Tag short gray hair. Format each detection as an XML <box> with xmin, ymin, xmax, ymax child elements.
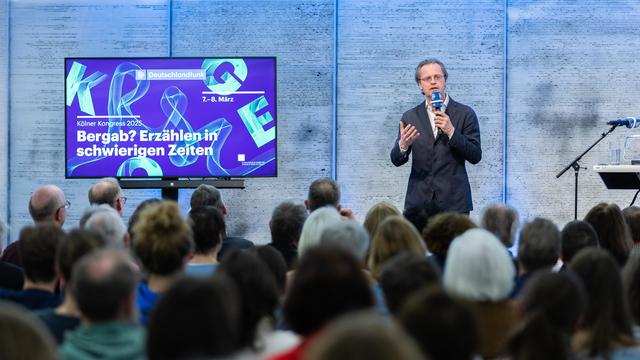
<box><xmin>190</xmin><ymin>184</ymin><xmax>224</xmax><ymax>210</ymax></box>
<box><xmin>415</xmin><ymin>58</ymin><xmax>448</xmax><ymax>83</ymax></box>
<box><xmin>518</xmin><ymin>217</ymin><xmax>560</xmax><ymax>272</ymax></box>
<box><xmin>298</xmin><ymin>207</ymin><xmax>341</xmax><ymax>258</ymax></box>
<box><xmin>481</xmin><ymin>204</ymin><xmax>519</xmax><ymax>247</ymax></box>
<box><xmin>320</xmin><ymin>221</ymin><xmax>370</xmax><ymax>262</ymax></box>
<box><xmin>444</xmin><ymin>228</ymin><xmax>515</xmax><ymax>301</ymax></box>
<box><xmin>83</xmin><ymin>205</ymin><xmax>126</xmax><ymax>248</ymax></box>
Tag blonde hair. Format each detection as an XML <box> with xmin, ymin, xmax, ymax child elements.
<box><xmin>133</xmin><ymin>201</ymin><xmax>193</xmax><ymax>275</ymax></box>
<box><xmin>368</xmin><ymin>216</ymin><xmax>426</xmax><ymax>277</ymax></box>
<box><xmin>363</xmin><ymin>202</ymin><xmax>400</xmax><ymax>239</ymax></box>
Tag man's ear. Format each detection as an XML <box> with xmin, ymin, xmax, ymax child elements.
<box><xmin>304</xmin><ymin>199</ymin><xmax>309</xmax><ymax>210</ymax></box>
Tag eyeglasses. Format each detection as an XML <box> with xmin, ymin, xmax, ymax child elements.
<box><xmin>120</xmin><ymin>196</ymin><xmax>127</xmax><ymax>205</ymax></box>
<box><xmin>419</xmin><ymin>74</ymin><xmax>444</xmax><ymax>83</ymax></box>
<box><xmin>59</xmin><ymin>200</ymin><xmax>71</xmax><ymax>210</ymax></box>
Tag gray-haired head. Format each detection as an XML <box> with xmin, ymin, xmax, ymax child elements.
<box><xmin>82</xmin><ymin>205</ymin><xmax>127</xmax><ymax>249</ymax></box>
<box><xmin>518</xmin><ymin>218</ymin><xmax>560</xmax><ymax>272</ymax></box>
<box><xmin>298</xmin><ymin>206</ymin><xmax>342</xmax><ymax>257</ymax></box>
<box><xmin>415</xmin><ymin>58</ymin><xmax>448</xmax><ymax>84</ymax></box>
<box><xmin>319</xmin><ymin>221</ymin><xmax>370</xmax><ymax>262</ymax></box>
<box><xmin>88</xmin><ymin>178</ymin><xmax>124</xmax><ymax>216</ymax></box>
<box><xmin>190</xmin><ymin>184</ymin><xmax>224</xmax><ymax>211</ymax></box>
<box><xmin>481</xmin><ymin>204</ymin><xmax>519</xmax><ymax>248</ymax></box>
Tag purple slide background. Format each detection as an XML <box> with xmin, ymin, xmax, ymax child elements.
<box><xmin>65</xmin><ymin>57</ymin><xmax>276</xmax><ymax>178</ymax></box>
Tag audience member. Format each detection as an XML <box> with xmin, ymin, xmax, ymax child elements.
<box><xmin>190</xmin><ymin>184</ymin><xmax>254</xmax><ymax>258</ymax></box>
<box><xmin>363</xmin><ymin>202</ymin><xmax>400</xmax><ymax>240</ymax></box>
<box><xmin>252</xmin><ymin>245</ymin><xmax>288</xmax><ymax>296</ymax></box>
<box><xmin>481</xmin><ymin>204</ymin><xmax>519</xmax><ymax>248</ymax></box>
<box><xmin>402</xmin><ymin>201</ymin><xmax>443</xmax><ymax>237</ymax></box>
<box><xmin>0</xmin><ymin>218</ymin><xmax>24</xmax><ymax>290</ymax></box>
<box><xmin>186</xmin><ymin>206</ymin><xmax>225</xmax><ymax>276</ymax></box>
<box><xmin>305</xmin><ymin>177</ymin><xmax>354</xmax><ymax>219</ymax></box>
<box><xmin>82</xmin><ymin>204</ymin><xmax>128</xmax><ymax>248</ymax></box>
<box><xmin>570</xmin><ymin>248</ymin><xmax>640</xmax><ymax>358</ymax></box>
<box><xmin>146</xmin><ymin>275</ymin><xmax>240</xmax><ymax>360</ymax></box>
<box><xmin>512</xmin><ymin>217</ymin><xmax>560</xmax><ymax>298</ymax></box>
<box><xmin>269</xmin><ymin>245</ymin><xmax>374</xmax><ymax>360</ymax></box>
<box><xmin>126</xmin><ymin>198</ymin><xmax>161</xmax><ymax>245</ymax></box>
<box><xmin>35</xmin><ymin>229</ymin><xmax>106</xmax><ymax>343</ymax></box>
<box><xmin>297</xmin><ymin>206</ymin><xmax>341</xmax><ymax>258</ymax></box>
<box><xmin>132</xmin><ymin>201</ymin><xmax>192</xmax><ymax>325</ymax></box>
<box><xmin>398</xmin><ymin>287</ymin><xmax>477</xmax><ymax>360</ymax></box>
<box><xmin>623</xmin><ymin>206</ymin><xmax>640</xmax><ymax>245</ymax></box>
<box><xmin>584</xmin><ymin>202</ymin><xmax>633</xmax><ymax>266</ymax></box>
<box><xmin>622</xmin><ymin>249</ymin><xmax>640</xmax><ymax>337</ymax></box>
<box><xmin>444</xmin><ymin>228</ymin><xmax>517</xmax><ymax>359</ymax></box>
<box><xmin>560</xmin><ymin>220</ymin><xmax>598</xmax><ymax>268</ymax></box>
<box><xmin>305</xmin><ymin>311</ymin><xmax>425</xmax><ymax>360</ymax></box>
<box><xmin>378</xmin><ymin>252</ymin><xmax>441</xmax><ymax>315</ymax></box>
<box><xmin>87</xmin><ymin>177</ymin><xmax>126</xmax><ymax>216</ymax></box>
<box><xmin>0</xmin><ymin>301</ymin><xmax>57</xmax><ymax>360</ymax></box>
<box><xmin>367</xmin><ymin>215</ymin><xmax>426</xmax><ymax>277</ymax></box>
<box><xmin>319</xmin><ymin>220</ymin><xmax>370</xmax><ymax>264</ymax></box>
<box><xmin>0</xmin><ymin>223</ymin><xmax>64</xmax><ymax>310</ymax></box>
<box><xmin>59</xmin><ymin>249</ymin><xmax>143</xmax><ymax>360</ymax></box>
<box><xmin>268</xmin><ymin>201</ymin><xmax>307</xmax><ymax>270</ymax></box>
<box><xmin>1</xmin><ymin>184</ymin><xmax>68</xmax><ymax>267</ymax></box>
<box><xmin>218</xmin><ymin>250</ymin><xmax>299</xmax><ymax>359</ymax></box>
<box><xmin>422</xmin><ymin>212</ymin><xmax>476</xmax><ymax>269</ymax></box>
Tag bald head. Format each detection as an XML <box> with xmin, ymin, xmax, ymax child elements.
<box><xmin>88</xmin><ymin>178</ymin><xmax>124</xmax><ymax>216</ymax></box>
<box><xmin>28</xmin><ymin>185</ymin><xmax>67</xmax><ymax>226</ymax></box>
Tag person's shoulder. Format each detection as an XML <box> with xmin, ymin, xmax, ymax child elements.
<box><xmin>223</xmin><ymin>236</ymin><xmax>255</xmax><ymax>248</ymax></box>
<box><xmin>402</xmin><ymin>102</ymin><xmax>425</xmax><ymax>117</ymax></box>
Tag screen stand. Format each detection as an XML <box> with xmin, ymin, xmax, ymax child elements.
<box><xmin>118</xmin><ymin>177</ymin><xmax>245</xmax><ymax>202</ymax></box>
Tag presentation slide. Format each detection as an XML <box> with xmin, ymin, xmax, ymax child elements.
<box><xmin>65</xmin><ymin>57</ymin><xmax>277</xmax><ymax>178</ymax></box>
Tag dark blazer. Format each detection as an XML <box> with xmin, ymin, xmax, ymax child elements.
<box><xmin>390</xmin><ymin>98</ymin><xmax>481</xmax><ymax>212</ymax></box>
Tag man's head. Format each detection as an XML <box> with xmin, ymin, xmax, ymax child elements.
<box><xmin>190</xmin><ymin>184</ymin><xmax>227</xmax><ymax>216</ymax></box>
<box><xmin>481</xmin><ymin>204</ymin><xmax>519</xmax><ymax>248</ymax></box>
<box><xmin>56</xmin><ymin>229</ymin><xmax>106</xmax><ymax>284</ymax></box>
<box><xmin>88</xmin><ymin>178</ymin><xmax>125</xmax><ymax>216</ymax></box>
<box><xmin>269</xmin><ymin>201</ymin><xmax>307</xmax><ymax>248</ymax></box>
<box><xmin>28</xmin><ymin>185</ymin><xmax>67</xmax><ymax>226</ymax></box>
<box><xmin>189</xmin><ymin>206</ymin><xmax>225</xmax><ymax>255</ymax></box>
<box><xmin>82</xmin><ymin>205</ymin><xmax>128</xmax><ymax>249</ymax></box>
<box><xmin>518</xmin><ymin>217</ymin><xmax>561</xmax><ymax>273</ymax></box>
<box><xmin>306</xmin><ymin>178</ymin><xmax>340</xmax><ymax>212</ymax></box>
<box><xmin>560</xmin><ymin>220</ymin><xmax>598</xmax><ymax>264</ymax></box>
<box><xmin>415</xmin><ymin>59</ymin><xmax>448</xmax><ymax>99</ymax></box>
<box><xmin>71</xmin><ymin>249</ymin><xmax>138</xmax><ymax>323</ymax></box>
<box><xmin>319</xmin><ymin>221</ymin><xmax>370</xmax><ymax>263</ymax></box>
<box><xmin>18</xmin><ymin>223</ymin><xmax>65</xmax><ymax>285</ymax></box>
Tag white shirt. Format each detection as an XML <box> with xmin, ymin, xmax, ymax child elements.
<box><xmin>426</xmin><ymin>93</ymin><xmax>450</xmax><ymax>138</ymax></box>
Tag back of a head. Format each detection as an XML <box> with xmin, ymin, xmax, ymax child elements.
<box><xmin>402</xmin><ymin>201</ymin><xmax>444</xmax><ymax>236</ymax></box>
<box><xmin>518</xmin><ymin>218</ymin><xmax>560</xmax><ymax>272</ymax></box>
<box><xmin>83</xmin><ymin>205</ymin><xmax>126</xmax><ymax>248</ymax></box>
<box><xmin>379</xmin><ymin>252</ymin><xmax>441</xmax><ymax>315</ymax></box>
<box><xmin>127</xmin><ymin>198</ymin><xmax>161</xmax><ymax>243</ymax></box>
<box><xmin>269</xmin><ymin>201</ymin><xmax>307</xmax><ymax>248</ymax></box>
<box><xmin>297</xmin><ymin>206</ymin><xmax>341</xmax><ymax>258</ymax></box>
<box><xmin>217</xmin><ymin>250</ymin><xmax>279</xmax><ymax>349</ymax></box>
<box><xmin>18</xmin><ymin>223</ymin><xmax>65</xmax><ymax>283</ymax></box>
<box><xmin>189</xmin><ymin>206</ymin><xmax>225</xmax><ymax>254</ymax></box>
<box><xmin>190</xmin><ymin>184</ymin><xmax>223</xmax><ymax>210</ymax></box>
<box><xmin>422</xmin><ymin>212</ymin><xmax>476</xmax><ymax>259</ymax></box>
<box><xmin>398</xmin><ymin>287</ymin><xmax>477</xmax><ymax>360</ymax></box>
<box><xmin>481</xmin><ymin>204</ymin><xmax>519</xmax><ymax>248</ymax></box>
<box><xmin>0</xmin><ymin>302</ymin><xmax>57</xmax><ymax>360</ymax></box>
<box><xmin>368</xmin><ymin>215</ymin><xmax>426</xmax><ymax>277</ymax></box>
<box><xmin>284</xmin><ymin>245</ymin><xmax>374</xmax><ymax>336</ymax></box>
<box><xmin>363</xmin><ymin>202</ymin><xmax>400</xmax><ymax>239</ymax></box>
<box><xmin>72</xmin><ymin>249</ymin><xmax>138</xmax><ymax>323</ymax></box>
<box><xmin>506</xmin><ymin>312</ymin><xmax>568</xmax><ymax>360</ymax></box>
<box><xmin>305</xmin><ymin>311</ymin><xmax>425</xmax><ymax>360</ymax></box>
<box><xmin>569</xmin><ymin>248</ymin><xmax>634</xmax><ymax>355</ymax></box>
<box><xmin>88</xmin><ymin>178</ymin><xmax>122</xmax><ymax>207</ymax></box>
<box><xmin>561</xmin><ymin>220</ymin><xmax>598</xmax><ymax>263</ymax></box>
<box><xmin>623</xmin><ymin>249</ymin><xmax>640</xmax><ymax>326</ymax></box>
<box><xmin>56</xmin><ymin>228</ymin><xmax>107</xmax><ymax>282</ymax></box>
<box><xmin>319</xmin><ymin>220</ymin><xmax>370</xmax><ymax>262</ymax></box>
<box><xmin>251</xmin><ymin>245</ymin><xmax>288</xmax><ymax>295</ymax></box>
<box><xmin>520</xmin><ymin>271</ymin><xmax>584</xmax><ymax>333</ymax></box>
<box><xmin>307</xmin><ymin>178</ymin><xmax>340</xmax><ymax>212</ymax></box>
<box><xmin>28</xmin><ymin>185</ymin><xmax>65</xmax><ymax>223</ymax></box>
<box><xmin>622</xmin><ymin>206</ymin><xmax>640</xmax><ymax>243</ymax></box>
<box><xmin>584</xmin><ymin>202</ymin><xmax>632</xmax><ymax>266</ymax></box>
<box><xmin>444</xmin><ymin>228</ymin><xmax>515</xmax><ymax>301</ymax></box>
<box><xmin>132</xmin><ymin>201</ymin><xmax>193</xmax><ymax>275</ymax></box>
<box><xmin>147</xmin><ymin>274</ymin><xmax>240</xmax><ymax>360</ymax></box>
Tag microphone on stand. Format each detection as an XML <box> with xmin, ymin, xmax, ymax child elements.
<box><xmin>431</xmin><ymin>91</ymin><xmax>444</xmax><ymax>135</ymax></box>
<box><xmin>607</xmin><ymin>117</ymin><xmax>640</xmax><ymax>128</ymax></box>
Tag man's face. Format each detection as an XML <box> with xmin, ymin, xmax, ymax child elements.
<box><xmin>418</xmin><ymin>63</ymin><xmax>447</xmax><ymax>100</ymax></box>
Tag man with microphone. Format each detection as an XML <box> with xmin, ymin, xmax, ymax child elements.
<box><xmin>390</xmin><ymin>59</ymin><xmax>481</xmax><ymax>214</ymax></box>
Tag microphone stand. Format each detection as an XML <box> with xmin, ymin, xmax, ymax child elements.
<box><xmin>556</xmin><ymin>124</ymin><xmax>619</xmax><ymax>220</ymax></box>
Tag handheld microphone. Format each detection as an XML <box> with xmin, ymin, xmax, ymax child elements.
<box><xmin>431</xmin><ymin>91</ymin><xmax>444</xmax><ymax>135</ymax></box>
<box><xmin>607</xmin><ymin>117</ymin><xmax>640</xmax><ymax>128</ymax></box>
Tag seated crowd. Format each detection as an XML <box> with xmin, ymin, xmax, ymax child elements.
<box><xmin>2</xmin><ymin>177</ymin><xmax>640</xmax><ymax>360</ymax></box>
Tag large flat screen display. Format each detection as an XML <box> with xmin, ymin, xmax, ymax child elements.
<box><xmin>65</xmin><ymin>57</ymin><xmax>276</xmax><ymax>178</ymax></box>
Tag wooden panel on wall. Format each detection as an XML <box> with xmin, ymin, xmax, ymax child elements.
<box><xmin>507</xmin><ymin>1</ymin><xmax>640</xmax><ymax>225</ymax></box>
<box><xmin>171</xmin><ymin>0</ymin><xmax>335</xmax><ymax>243</ymax></box>
<box><xmin>337</xmin><ymin>0</ymin><xmax>505</xmax><ymax>223</ymax></box>
<box><xmin>8</xmin><ymin>0</ymin><xmax>168</xmax><ymax>237</ymax></box>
